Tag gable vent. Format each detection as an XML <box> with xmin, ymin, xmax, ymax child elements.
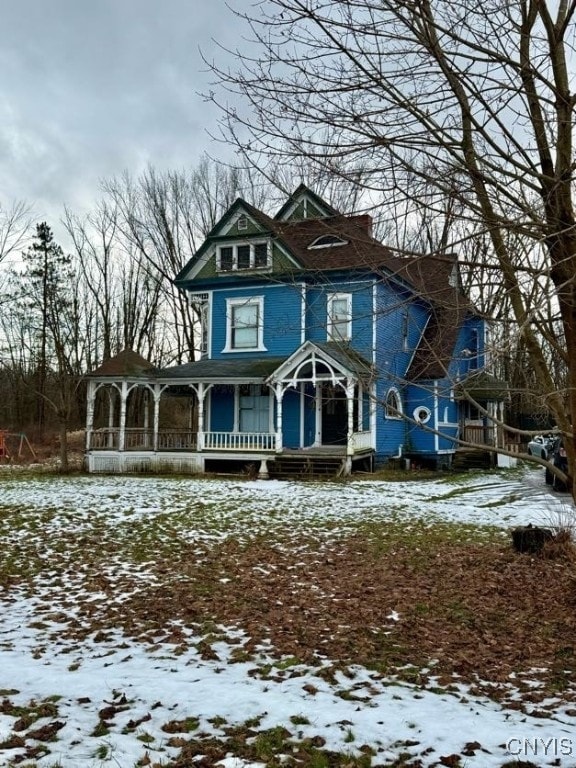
<box><xmin>237</xmin><ymin>215</ymin><xmax>248</xmax><ymax>230</ymax></box>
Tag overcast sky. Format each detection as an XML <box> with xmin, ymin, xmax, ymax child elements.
<box><xmin>0</xmin><ymin>0</ymin><xmax>250</xmax><ymax>228</ymax></box>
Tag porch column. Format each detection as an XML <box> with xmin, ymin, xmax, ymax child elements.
<box><xmin>357</xmin><ymin>382</ymin><xmax>364</xmax><ymax>432</ymax></box>
<box><xmin>86</xmin><ymin>380</ymin><xmax>96</xmax><ymax>451</ymax></box>
<box><xmin>346</xmin><ymin>378</ymin><xmax>355</xmax><ymax>456</ymax></box>
<box><xmin>274</xmin><ymin>383</ymin><xmax>284</xmax><ymax>453</ymax></box>
<box><xmin>107</xmin><ymin>388</ymin><xmax>116</xmax><ymax>448</ymax></box>
<box><xmin>118</xmin><ymin>381</ymin><xmax>128</xmax><ymax>452</ymax></box>
<box><xmin>314</xmin><ymin>386</ymin><xmax>322</xmax><ymax>446</ymax></box>
<box><xmin>143</xmin><ymin>388</ymin><xmax>150</xmax><ymax>448</ymax></box>
<box><xmin>153</xmin><ymin>384</ymin><xmax>161</xmax><ymax>452</ymax></box>
<box><xmin>197</xmin><ymin>382</ymin><xmax>205</xmax><ymax>451</ymax></box>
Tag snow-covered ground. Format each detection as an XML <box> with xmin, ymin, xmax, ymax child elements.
<box><xmin>0</xmin><ymin>467</ymin><xmax>574</xmax><ymax>768</ymax></box>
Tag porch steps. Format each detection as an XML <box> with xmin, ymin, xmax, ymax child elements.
<box><xmin>269</xmin><ymin>455</ymin><xmax>345</xmax><ymax>479</ymax></box>
<box><xmin>452</xmin><ymin>448</ymin><xmax>494</xmax><ymax>471</ymax></box>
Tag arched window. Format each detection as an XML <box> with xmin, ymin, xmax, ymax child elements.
<box><xmin>308</xmin><ymin>234</ymin><xmax>348</xmax><ymax>249</ymax></box>
<box><xmin>385</xmin><ymin>388</ymin><xmax>403</xmax><ymax>419</ymax></box>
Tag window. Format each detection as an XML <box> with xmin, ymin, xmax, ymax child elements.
<box><xmin>402</xmin><ymin>310</ymin><xmax>409</xmax><ymax>351</ymax></box>
<box><xmin>308</xmin><ymin>234</ymin><xmax>348</xmax><ymax>249</ymax></box>
<box><xmin>217</xmin><ymin>242</ymin><xmax>270</xmax><ymax>271</ymax></box>
<box><xmin>385</xmin><ymin>388</ymin><xmax>403</xmax><ymax>419</ymax></box>
<box><xmin>225</xmin><ymin>297</ymin><xmax>266</xmax><ymax>352</ymax></box>
<box><xmin>413</xmin><ymin>406</ymin><xmax>431</xmax><ymax>424</ymax></box>
<box><xmin>239</xmin><ymin>384</ymin><xmax>270</xmax><ymax>432</ymax></box>
<box><xmin>219</xmin><ymin>246</ymin><xmax>234</xmax><ymax>271</ymax></box>
<box><xmin>327</xmin><ymin>293</ymin><xmax>352</xmax><ymax>341</ymax></box>
<box><xmin>189</xmin><ymin>292</ymin><xmax>210</xmax><ymax>358</ymax></box>
<box><xmin>237</xmin><ymin>215</ymin><xmax>248</xmax><ymax>231</ymax></box>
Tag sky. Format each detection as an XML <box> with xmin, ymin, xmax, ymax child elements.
<box><xmin>0</xmin><ymin>0</ymin><xmax>251</xmax><ymax>228</ymax></box>
<box><xmin>0</xmin><ymin>469</ymin><xmax>575</xmax><ymax>767</ymax></box>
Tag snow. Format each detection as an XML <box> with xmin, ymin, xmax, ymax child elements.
<box><xmin>0</xmin><ymin>466</ymin><xmax>575</xmax><ymax>767</ymax></box>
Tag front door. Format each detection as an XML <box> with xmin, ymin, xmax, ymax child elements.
<box><xmin>321</xmin><ymin>384</ymin><xmax>348</xmax><ymax>445</ymax></box>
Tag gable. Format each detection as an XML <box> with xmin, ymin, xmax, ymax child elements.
<box><xmin>274</xmin><ymin>183</ymin><xmax>339</xmax><ymax>221</ymax></box>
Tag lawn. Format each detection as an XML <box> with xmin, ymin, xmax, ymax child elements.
<box><xmin>0</xmin><ymin>467</ymin><xmax>575</xmax><ymax>767</ymax></box>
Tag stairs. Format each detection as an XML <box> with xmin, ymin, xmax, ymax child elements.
<box><xmin>269</xmin><ymin>455</ymin><xmax>345</xmax><ymax>479</ymax></box>
<box><xmin>452</xmin><ymin>448</ymin><xmax>494</xmax><ymax>471</ymax></box>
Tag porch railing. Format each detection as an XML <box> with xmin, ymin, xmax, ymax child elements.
<box><xmin>89</xmin><ymin>428</ymin><xmax>275</xmax><ymax>452</ymax></box>
<box><xmin>350</xmin><ymin>430</ymin><xmax>373</xmax><ymax>452</ymax></box>
<box><xmin>463</xmin><ymin>424</ymin><xmax>496</xmax><ymax>446</ymax></box>
<box><xmin>203</xmin><ymin>431</ymin><xmax>276</xmax><ymax>451</ymax></box>
<box><xmin>89</xmin><ymin>428</ymin><xmax>197</xmax><ymax>451</ymax></box>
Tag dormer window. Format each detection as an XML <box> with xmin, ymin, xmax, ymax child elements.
<box><xmin>216</xmin><ymin>241</ymin><xmax>271</xmax><ymax>272</ymax></box>
<box><xmin>308</xmin><ymin>234</ymin><xmax>348</xmax><ymax>249</ymax></box>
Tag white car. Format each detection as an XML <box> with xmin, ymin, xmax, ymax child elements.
<box><xmin>527</xmin><ymin>434</ymin><xmax>555</xmax><ymax>459</ymax></box>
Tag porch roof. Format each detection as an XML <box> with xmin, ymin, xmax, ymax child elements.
<box><xmin>455</xmin><ymin>371</ymin><xmax>509</xmax><ymax>402</ymax></box>
<box><xmin>154</xmin><ymin>356</ymin><xmax>288</xmax><ymax>382</ymax></box>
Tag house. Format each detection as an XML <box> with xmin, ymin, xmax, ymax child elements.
<box><xmin>85</xmin><ymin>185</ymin><xmax>506</xmax><ymax>477</ymax></box>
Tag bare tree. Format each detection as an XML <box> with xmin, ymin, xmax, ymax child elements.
<box><xmin>210</xmin><ymin>0</ymin><xmax>576</xmax><ymax>491</ymax></box>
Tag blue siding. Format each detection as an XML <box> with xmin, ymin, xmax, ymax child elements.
<box><xmin>282</xmin><ymin>388</ymin><xmax>301</xmax><ymax>448</ymax></box>
<box><xmin>448</xmin><ymin>316</ymin><xmax>485</xmax><ymax>379</ymax></box>
<box><xmin>305</xmin><ymin>279</ymin><xmax>374</xmax><ymax>358</ymax></box>
<box><xmin>209</xmin><ymin>387</ymin><xmax>235</xmax><ymax>431</ymax></box>
<box><xmin>210</xmin><ymin>284</ymin><xmax>303</xmax><ymax>359</ymax></box>
<box><xmin>373</xmin><ymin>281</ymin><xmax>428</xmax><ymax>459</ymax></box>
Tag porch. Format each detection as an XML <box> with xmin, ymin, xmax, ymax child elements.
<box><xmin>86</xmin><ymin>426</ymin><xmax>374</xmax><ymax>477</ymax></box>
<box><xmin>85</xmin><ymin>345</ymin><xmax>376</xmax><ymax>477</ymax></box>
<box><xmin>85</xmin><ymin>426</ymin><xmax>374</xmax><ymax>477</ymax></box>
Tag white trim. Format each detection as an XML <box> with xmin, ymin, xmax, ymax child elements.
<box><xmin>308</xmin><ymin>235</ymin><xmax>348</xmax><ymax>249</ymax></box>
<box><xmin>372</xmin><ymin>282</ymin><xmax>377</xmax><ymax>364</ymax></box>
<box><xmin>434</xmin><ymin>384</ymin><xmax>439</xmax><ymax>453</ymax></box>
<box><xmin>223</xmin><ymin>296</ymin><xmax>267</xmax><ymax>353</ymax></box>
<box><xmin>413</xmin><ymin>406</ymin><xmax>432</xmax><ymax>424</ymax></box>
<box><xmin>299</xmin><ymin>383</ymin><xmax>305</xmax><ymax>448</ymax></box>
<box><xmin>300</xmin><ymin>283</ymin><xmax>306</xmax><ymax>345</ymax></box>
<box><xmin>216</xmin><ymin>241</ymin><xmax>271</xmax><ymax>272</ymax></box>
<box><xmin>384</xmin><ymin>387</ymin><xmax>403</xmax><ymax>420</ymax></box>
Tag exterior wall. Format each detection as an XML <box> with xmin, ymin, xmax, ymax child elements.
<box><xmin>373</xmin><ymin>282</ymin><xmax>429</xmax><ymax>461</ymax></box>
<box><xmin>210</xmin><ymin>283</ymin><xmax>303</xmax><ymax>359</ymax></box>
<box><xmin>282</xmin><ymin>388</ymin><xmax>301</xmax><ymax>448</ymax></box>
<box><xmin>194</xmin><ymin>242</ymin><xmax>298</xmax><ymax>282</ymax></box>
<box><xmin>448</xmin><ymin>315</ymin><xmax>485</xmax><ymax>379</ymax></box>
<box><xmin>209</xmin><ymin>387</ymin><xmax>235</xmax><ymax>431</ymax></box>
<box><xmin>405</xmin><ymin>380</ymin><xmax>459</xmax><ymax>459</ymax></box>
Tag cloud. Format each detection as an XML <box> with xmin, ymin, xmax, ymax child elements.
<box><xmin>0</xmin><ymin>0</ymin><xmax>248</xmax><ymax>222</ymax></box>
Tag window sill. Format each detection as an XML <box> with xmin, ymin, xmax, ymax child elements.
<box><xmin>222</xmin><ymin>346</ymin><xmax>268</xmax><ymax>354</ymax></box>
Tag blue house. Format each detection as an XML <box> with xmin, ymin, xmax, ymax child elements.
<box><xmin>85</xmin><ymin>186</ymin><xmax>506</xmax><ymax>476</ymax></box>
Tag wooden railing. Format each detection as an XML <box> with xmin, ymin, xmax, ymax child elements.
<box><xmin>89</xmin><ymin>429</ymin><xmax>376</xmax><ymax>454</ymax></box>
<box><xmin>203</xmin><ymin>431</ymin><xmax>276</xmax><ymax>451</ymax></box>
<box><xmin>463</xmin><ymin>424</ymin><xmax>496</xmax><ymax>446</ymax></box>
<box><xmin>89</xmin><ymin>428</ymin><xmax>197</xmax><ymax>451</ymax></box>
<box><xmin>89</xmin><ymin>428</ymin><xmax>119</xmax><ymax>450</ymax></box>
<box><xmin>350</xmin><ymin>430</ymin><xmax>373</xmax><ymax>452</ymax></box>
<box><xmin>89</xmin><ymin>429</ymin><xmax>274</xmax><ymax>452</ymax></box>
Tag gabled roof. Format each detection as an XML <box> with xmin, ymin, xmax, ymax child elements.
<box><xmin>174</xmin><ymin>186</ymin><xmax>478</xmax><ymax>378</ymax></box>
<box><xmin>455</xmin><ymin>371</ymin><xmax>508</xmax><ymax>401</ymax></box>
<box><xmin>266</xmin><ymin>340</ymin><xmax>373</xmax><ymax>385</ymax></box>
<box><xmin>274</xmin><ymin>183</ymin><xmax>340</xmax><ymax>221</ymax></box>
<box><xmin>402</xmin><ymin>254</ymin><xmax>473</xmax><ymax>380</ymax></box>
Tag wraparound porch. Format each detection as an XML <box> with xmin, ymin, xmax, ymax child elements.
<box><xmin>86</xmin><ymin>427</ymin><xmax>374</xmax><ymax>477</ymax></box>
